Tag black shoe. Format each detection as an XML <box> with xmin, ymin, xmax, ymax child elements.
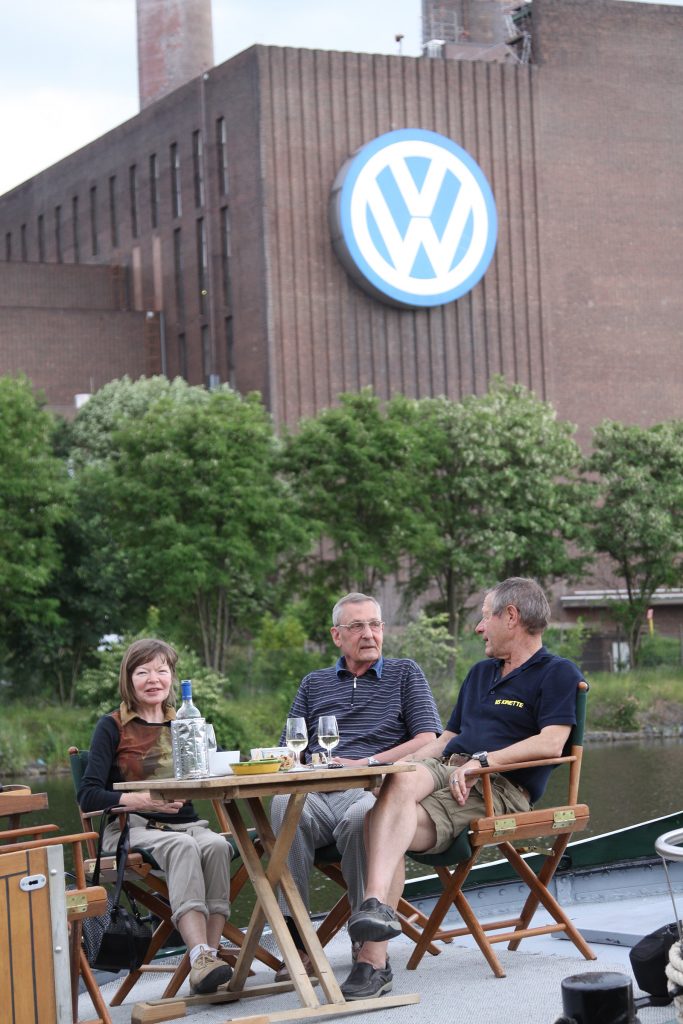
<box><xmin>341</xmin><ymin>959</ymin><xmax>393</xmax><ymax>1000</ymax></box>
<box><xmin>348</xmin><ymin>898</ymin><xmax>402</xmax><ymax>942</ymax></box>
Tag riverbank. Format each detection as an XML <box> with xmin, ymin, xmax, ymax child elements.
<box><xmin>2</xmin><ymin>666</ymin><xmax>682</xmax><ymax>778</ymax></box>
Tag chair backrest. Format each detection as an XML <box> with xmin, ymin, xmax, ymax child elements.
<box><xmin>68</xmin><ymin>746</ymin><xmax>101</xmax><ymax>860</ymax></box>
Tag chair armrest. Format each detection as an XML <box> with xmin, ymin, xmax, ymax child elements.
<box><xmin>0</xmin><ymin>823</ymin><xmax>60</xmax><ymax>843</ymax></box>
<box><xmin>467</xmin><ymin>755</ymin><xmax>577</xmax><ymax>815</ymax></box>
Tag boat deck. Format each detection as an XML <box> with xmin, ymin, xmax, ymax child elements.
<box><xmin>79</xmin><ymin>882</ymin><xmax>681</xmax><ymax>1024</ymax></box>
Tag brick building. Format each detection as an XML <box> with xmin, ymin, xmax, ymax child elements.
<box><xmin>1</xmin><ymin>0</ymin><xmax>681</xmax><ymax>439</ymax></box>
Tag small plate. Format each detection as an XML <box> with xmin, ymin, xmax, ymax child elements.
<box><xmin>231</xmin><ymin>759</ymin><xmax>282</xmax><ymax>776</ymax></box>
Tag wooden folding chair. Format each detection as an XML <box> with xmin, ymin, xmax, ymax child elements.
<box><xmin>0</xmin><ymin>802</ymin><xmax>110</xmax><ymax>1024</ymax></box>
<box><xmin>68</xmin><ymin>746</ymin><xmax>279</xmax><ymax>1007</ymax></box>
<box><xmin>405</xmin><ymin>681</ymin><xmax>595</xmax><ymax>977</ymax></box>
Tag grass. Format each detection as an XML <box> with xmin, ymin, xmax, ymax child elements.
<box><xmin>0</xmin><ymin>704</ymin><xmax>96</xmax><ymax>775</ymax></box>
<box><xmin>584</xmin><ymin>666</ymin><xmax>683</xmax><ymax>732</ymax></box>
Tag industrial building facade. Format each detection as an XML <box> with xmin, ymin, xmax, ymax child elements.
<box><xmin>0</xmin><ymin>0</ymin><xmax>682</xmax><ymax>443</ymax></box>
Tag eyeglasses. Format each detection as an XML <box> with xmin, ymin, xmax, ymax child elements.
<box><xmin>336</xmin><ymin>620</ymin><xmax>384</xmax><ymax>634</ymax></box>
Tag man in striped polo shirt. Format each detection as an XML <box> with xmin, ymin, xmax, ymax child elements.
<box><xmin>270</xmin><ymin>591</ymin><xmax>442</xmax><ymax>982</ymax></box>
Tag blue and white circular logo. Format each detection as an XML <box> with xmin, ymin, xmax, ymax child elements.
<box><xmin>330</xmin><ymin>128</ymin><xmax>497</xmax><ymax>309</ymax></box>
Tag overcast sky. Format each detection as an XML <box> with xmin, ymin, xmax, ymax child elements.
<box><xmin>0</xmin><ymin>0</ymin><xmax>423</xmax><ymax>196</ymax></box>
<box><xmin>0</xmin><ymin>0</ymin><xmax>680</xmax><ymax>196</ymax></box>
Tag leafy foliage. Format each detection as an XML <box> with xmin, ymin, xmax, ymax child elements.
<box><xmin>588</xmin><ymin>420</ymin><xmax>683</xmax><ymax>665</ymax></box>
<box><xmin>391</xmin><ymin>379</ymin><xmax>591</xmax><ymax>651</ymax></box>
<box><xmin>72</xmin><ymin>380</ymin><xmax>308</xmax><ymax>672</ymax></box>
<box><xmin>0</xmin><ymin>376</ymin><xmax>68</xmax><ymax>672</ymax></box>
<box><xmin>280</xmin><ymin>390</ymin><xmax>410</xmax><ymax>638</ymax></box>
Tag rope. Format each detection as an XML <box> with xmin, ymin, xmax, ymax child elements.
<box><xmin>665</xmin><ymin>939</ymin><xmax>683</xmax><ymax>1023</ymax></box>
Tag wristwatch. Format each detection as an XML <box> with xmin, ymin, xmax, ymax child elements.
<box><xmin>367</xmin><ymin>757</ymin><xmax>382</xmax><ymax>767</ymax></box>
<box><xmin>471</xmin><ymin>751</ymin><xmax>489</xmax><ymax>768</ymax></box>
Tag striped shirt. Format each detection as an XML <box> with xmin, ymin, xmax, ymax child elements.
<box><xmin>280</xmin><ymin>656</ymin><xmax>442</xmax><ymax>761</ymax></box>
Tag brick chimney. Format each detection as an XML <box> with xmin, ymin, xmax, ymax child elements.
<box><xmin>137</xmin><ymin>0</ymin><xmax>214</xmax><ymax>109</ymax></box>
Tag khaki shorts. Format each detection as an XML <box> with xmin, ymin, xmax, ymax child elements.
<box><xmin>419</xmin><ymin>757</ymin><xmax>531</xmax><ymax>854</ymax></box>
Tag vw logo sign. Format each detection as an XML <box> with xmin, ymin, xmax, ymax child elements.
<box><xmin>330</xmin><ymin>128</ymin><xmax>497</xmax><ymax>309</ymax></box>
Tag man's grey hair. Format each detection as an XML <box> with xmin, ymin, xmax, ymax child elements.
<box><xmin>332</xmin><ymin>592</ymin><xmax>382</xmax><ymax>626</ymax></box>
<box><xmin>488</xmin><ymin>577</ymin><xmax>550</xmax><ymax>636</ymax></box>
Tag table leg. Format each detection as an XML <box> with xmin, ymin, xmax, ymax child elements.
<box><xmin>221</xmin><ymin>796</ymin><xmax>322</xmax><ymax>1009</ymax></box>
<box><xmin>247</xmin><ymin>798</ymin><xmax>344</xmax><ymax>1004</ymax></box>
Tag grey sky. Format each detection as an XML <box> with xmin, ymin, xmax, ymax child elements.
<box><xmin>0</xmin><ymin>0</ymin><xmax>679</xmax><ymax>196</ymax></box>
<box><xmin>0</xmin><ymin>0</ymin><xmax>422</xmax><ymax>195</ymax></box>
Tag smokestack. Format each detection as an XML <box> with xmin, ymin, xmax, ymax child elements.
<box><xmin>137</xmin><ymin>0</ymin><xmax>215</xmax><ymax>110</ymax></box>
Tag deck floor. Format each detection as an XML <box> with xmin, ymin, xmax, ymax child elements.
<box><xmin>78</xmin><ymin>894</ymin><xmax>680</xmax><ymax>1024</ymax></box>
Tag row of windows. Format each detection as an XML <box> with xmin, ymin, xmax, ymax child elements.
<box><xmin>4</xmin><ymin>117</ymin><xmax>230</xmax><ymax>264</ymax></box>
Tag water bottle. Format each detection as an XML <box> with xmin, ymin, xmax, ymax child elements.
<box><xmin>171</xmin><ymin>679</ymin><xmax>210</xmax><ymax>779</ymax></box>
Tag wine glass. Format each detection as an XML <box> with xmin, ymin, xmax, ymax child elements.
<box><xmin>317</xmin><ymin>715</ymin><xmax>340</xmax><ymax>768</ymax></box>
<box><xmin>285</xmin><ymin>717</ymin><xmax>308</xmax><ymax>770</ymax></box>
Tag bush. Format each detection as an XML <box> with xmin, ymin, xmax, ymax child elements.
<box><xmin>589</xmin><ymin>694</ymin><xmax>641</xmax><ymax>732</ymax></box>
<box><xmin>637</xmin><ymin>632</ymin><xmax>682</xmax><ymax>668</ymax></box>
<box><xmin>384</xmin><ymin>612</ymin><xmax>459</xmax><ymax>716</ymax></box>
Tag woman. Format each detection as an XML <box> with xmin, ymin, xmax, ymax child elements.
<box><xmin>78</xmin><ymin>637</ymin><xmax>232</xmax><ymax>995</ymax></box>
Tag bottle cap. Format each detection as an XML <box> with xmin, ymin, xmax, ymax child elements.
<box><xmin>180</xmin><ymin>679</ymin><xmax>193</xmax><ymax>700</ymax></box>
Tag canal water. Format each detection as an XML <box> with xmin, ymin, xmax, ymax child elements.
<box><xmin>11</xmin><ymin>736</ymin><xmax>683</xmax><ymax>926</ymax></box>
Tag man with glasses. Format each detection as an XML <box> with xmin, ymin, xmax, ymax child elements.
<box><xmin>270</xmin><ymin>591</ymin><xmax>441</xmax><ymax>984</ymax></box>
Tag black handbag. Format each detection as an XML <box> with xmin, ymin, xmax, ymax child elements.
<box><xmin>82</xmin><ymin>812</ymin><xmax>153</xmax><ymax>973</ymax></box>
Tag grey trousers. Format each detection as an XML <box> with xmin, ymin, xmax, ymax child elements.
<box><xmin>104</xmin><ymin>815</ymin><xmax>231</xmax><ymax>928</ymax></box>
<box><xmin>270</xmin><ymin>789</ymin><xmax>376</xmax><ymax>917</ymax></box>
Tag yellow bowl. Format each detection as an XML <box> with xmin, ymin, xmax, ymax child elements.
<box><xmin>231</xmin><ymin>759</ymin><xmax>282</xmax><ymax>775</ymax></box>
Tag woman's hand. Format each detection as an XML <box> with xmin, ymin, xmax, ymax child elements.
<box><xmin>119</xmin><ymin>790</ymin><xmax>185</xmax><ymax>814</ymax></box>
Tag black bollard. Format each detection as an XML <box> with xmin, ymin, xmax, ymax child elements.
<box><xmin>560</xmin><ymin>971</ymin><xmax>640</xmax><ymax>1024</ymax></box>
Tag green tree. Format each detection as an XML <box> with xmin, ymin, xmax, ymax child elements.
<box><xmin>588</xmin><ymin>419</ymin><xmax>683</xmax><ymax>665</ymax></box>
<box><xmin>68</xmin><ymin>374</ymin><xmax>199</xmax><ymax>465</ymax></box>
<box><xmin>280</xmin><ymin>389</ymin><xmax>410</xmax><ymax>637</ymax></box>
<box><xmin>0</xmin><ymin>376</ymin><xmax>68</xmax><ymax>676</ymax></box>
<box><xmin>393</xmin><ymin>379</ymin><xmax>590</xmax><ymax>643</ymax></box>
<box><xmin>78</xmin><ymin>383</ymin><xmax>307</xmax><ymax>672</ymax></box>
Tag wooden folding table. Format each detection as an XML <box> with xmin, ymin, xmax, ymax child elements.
<box><xmin>115</xmin><ymin>763</ymin><xmax>419</xmax><ymax>1023</ymax></box>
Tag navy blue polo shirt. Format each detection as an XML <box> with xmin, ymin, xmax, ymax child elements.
<box><xmin>442</xmin><ymin>646</ymin><xmax>581</xmax><ymax>804</ymax></box>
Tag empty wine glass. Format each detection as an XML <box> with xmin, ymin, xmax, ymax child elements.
<box><xmin>285</xmin><ymin>717</ymin><xmax>308</xmax><ymax>770</ymax></box>
<box><xmin>317</xmin><ymin>715</ymin><xmax>340</xmax><ymax>768</ymax></box>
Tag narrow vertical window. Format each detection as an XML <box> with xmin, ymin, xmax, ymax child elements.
<box><xmin>220</xmin><ymin>205</ymin><xmax>232</xmax><ymax>305</ymax></box>
<box><xmin>20</xmin><ymin>224</ymin><xmax>27</xmax><ymax>261</ymax></box>
<box><xmin>37</xmin><ymin>213</ymin><xmax>45</xmax><ymax>260</ymax></box>
<box><xmin>72</xmin><ymin>196</ymin><xmax>80</xmax><ymax>263</ymax></box>
<box><xmin>89</xmin><ymin>186</ymin><xmax>98</xmax><ymax>255</ymax></box>
<box><xmin>225</xmin><ymin>315</ymin><xmax>234</xmax><ymax>385</ymax></box>
<box><xmin>196</xmin><ymin>218</ymin><xmax>208</xmax><ymax>316</ymax></box>
<box><xmin>216</xmin><ymin>117</ymin><xmax>229</xmax><ymax>195</ymax></box>
<box><xmin>178</xmin><ymin>332</ymin><xmax>187</xmax><ymax>378</ymax></box>
<box><xmin>170</xmin><ymin>142</ymin><xmax>182</xmax><ymax>218</ymax></box>
<box><xmin>5</xmin><ymin>232</ymin><xmax>12</xmax><ymax>261</ymax></box>
<box><xmin>173</xmin><ymin>227</ymin><xmax>185</xmax><ymax>321</ymax></box>
<box><xmin>129</xmin><ymin>164</ymin><xmax>139</xmax><ymax>239</ymax></box>
<box><xmin>201</xmin><ymin>324</ymin><xmax>211</xmax><ymax>380</ymax></box>
<box><xmin>109</xmin><ymin>175</ymin><xmax>118</xmax><ymax>247</ymax></box>
<box><xmin>149</xmin><ymin>153</ymin><xmax>159</xmax><ymax>228</ymax></box>
<box><xmin>192</xmin><ymin>130</ymin><xmax>205</xmax><ymax>208</ymax></box>
<box><xmin>55</xmin><ymin>205</ymin><xmax>62</xmax><ymax>262</ymax></box>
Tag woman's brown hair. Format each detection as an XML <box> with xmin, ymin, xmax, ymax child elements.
<box><xmin>119</xmin><ymin>638</ymin><xmax>178</xmax><ymax>713</ymax></box>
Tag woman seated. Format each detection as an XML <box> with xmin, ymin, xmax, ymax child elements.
<box><xmin>78</xmin><ymin>637</ymin><xmax>232</xmax><ymax>995</ymax></box>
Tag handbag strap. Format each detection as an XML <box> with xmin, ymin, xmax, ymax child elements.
<box><xmin>91</xmin><ymin>809</ymin><xmax>130</xmax><ymax>912</ymax></box>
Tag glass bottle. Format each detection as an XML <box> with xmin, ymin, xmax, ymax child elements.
<box><xmin>171</xmin><ymin>679</ymin><xmax>210</xmax><ymax>779</ymax></box>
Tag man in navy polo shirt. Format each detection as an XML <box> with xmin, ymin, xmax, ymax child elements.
<box><xmin>343</xmin><ymin>577</ymin><xmax>584</xmax><ymax>999</ymax></box>
<box><xmin>269</xmin><ymin>591</ymin><xmax>441</xmax><ymax>982</ymax></box>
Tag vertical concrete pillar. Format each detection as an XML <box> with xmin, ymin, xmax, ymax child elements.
<box><xmin>137</xmin><ymin>0</ymin><xmax>214</xmax><ymax>109</ymax></box>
